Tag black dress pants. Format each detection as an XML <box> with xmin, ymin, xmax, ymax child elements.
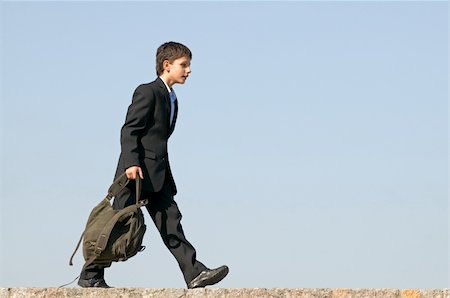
<box><xmin>80</xmin><ymin>173</ymin><xmax>207</xmax><ymax>285</ymax></box>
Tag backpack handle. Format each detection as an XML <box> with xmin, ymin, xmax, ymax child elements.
<box><xmin>134</xmin><ymin>174</ymin><xmax>142</xmax><ymax>204</ymax></box>
<box><xmin>107</xmin><ymin>172</ymin><xmax>142</xmax><ymax>203</ymax></box>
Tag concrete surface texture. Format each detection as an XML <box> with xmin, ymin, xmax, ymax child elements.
<box><xmin>0</xmin><ymin>288</ymin><xmax>449</xmax><ymax>298</ymax></box>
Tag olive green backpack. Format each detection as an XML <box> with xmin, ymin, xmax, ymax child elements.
<box><xmin>69</xmin><ymin>173</ymin><xmax>147</xmax><ymax>270</ymax></box>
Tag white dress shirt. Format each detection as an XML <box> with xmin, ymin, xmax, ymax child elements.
<box><xmin>159</xmin><ymin>76</ymin><xmax>176</xmax><ymax>126</ymax></box>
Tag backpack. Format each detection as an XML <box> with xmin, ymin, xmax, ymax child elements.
<box><xmin>69</xmin><ymin>173</ymin><xmax>147</xmax><ymax>270</ymax></box>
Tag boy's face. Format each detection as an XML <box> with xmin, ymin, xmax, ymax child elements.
<box><xmin>164</xmin><ymin>56</ymin><xmax>191</xmax><ymax>85</ymax></box>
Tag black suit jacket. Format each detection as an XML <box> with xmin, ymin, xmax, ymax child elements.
<box><xmin>114</xmin><ymin>77</ymin><xmax>178</xmax><ymax>195</ymax></box>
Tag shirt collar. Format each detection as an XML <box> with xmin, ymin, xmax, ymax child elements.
<box><xmin>159</xmin><ymin>76</ymin><xmax>172</xmax><ymax>94</ymax></box>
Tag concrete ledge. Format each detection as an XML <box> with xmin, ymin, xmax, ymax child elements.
<box><xmin>0</xmin><ymin>288</ymin><xmax>449</xmax><ymax>298</ymax></box>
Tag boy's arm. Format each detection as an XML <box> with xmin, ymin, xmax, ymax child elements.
<box><xmin>120</xmin><ymin>85</ymin><xmax>154</xmax><ymax>175</ymax></box>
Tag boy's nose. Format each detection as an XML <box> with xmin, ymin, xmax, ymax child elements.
<box><xmin>186</xmin><ymin>67</ymin><xmax>191</xmax><ymax>74</ymax></box>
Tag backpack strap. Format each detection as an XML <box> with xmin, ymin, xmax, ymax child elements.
<box><xmin>69</xmin><ymin>232</ymin><xmax>84</xmax><ymax>266</ymax></box>
<box><xmin>69</xmin><ymin>173</ymin><xmax>143</xmax><ymax>266</ymax></box>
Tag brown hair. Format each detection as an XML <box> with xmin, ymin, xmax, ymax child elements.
<box><xmin>156</xmin><ymin>42</ymin><xmax>192</xmax><ymax>75</ymax></box>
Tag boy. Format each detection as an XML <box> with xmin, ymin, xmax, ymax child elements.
<box><xmin>78</xmin><ymin>41</ymin><xmax>229</xmax><ymax>289</ymax></box>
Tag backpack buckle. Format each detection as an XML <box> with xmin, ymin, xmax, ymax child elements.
<box><xmin>94</xmin><ymin>247</ymin><xmax>103</xmax><ymax>256</ymax></box>
<box><xmin>138</xmin><ymin>199</ymin><xmax>148</xmax><ymax>207</ymax></box>
<box><xmin>94</xmin><ymin>235</ymin><xmax>107</xmax><ymax>256</ymax></box>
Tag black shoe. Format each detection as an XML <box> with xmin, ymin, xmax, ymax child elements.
<box><xmin>187</xmin><ymin>265</ymin><xmax>229</xmax><ymax>289</ymax></box>
<box><xmin>78</xmin><ymin>277</ymin><xmax>111</xmax><ymax>288</ymax></box>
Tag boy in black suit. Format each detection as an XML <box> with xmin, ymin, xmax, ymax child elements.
<box><xmin>78</xmin><ymin>41</ymin><xmax>229</xmax><ymax>289</ymax></box>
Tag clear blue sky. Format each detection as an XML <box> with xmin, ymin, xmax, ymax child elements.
<box><xmin>1</xmin><ymin>1</ymin><xmax>448</xmax><ymax>289</ymax></box>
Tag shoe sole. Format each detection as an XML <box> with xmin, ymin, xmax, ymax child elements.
<box><xmin>78</xmin><ymin>279</ymin><xmax>111</xmax><ymax>288</ymax></box>
<box><xmin>191</xmin><ymin>266</ymin><xmax>229</xmax><ymax>289</ymax></box>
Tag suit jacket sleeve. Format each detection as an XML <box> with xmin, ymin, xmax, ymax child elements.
<box><xmin>120</xmin><ymin>85</ymin><xmax>154</xmax><ymax>169</ymax></box>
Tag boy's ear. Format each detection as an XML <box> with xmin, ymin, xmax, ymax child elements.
<box><xmin>163</xmin><ymin>59</ymin><xmax>171</xmax><ymax>73</ymax></box>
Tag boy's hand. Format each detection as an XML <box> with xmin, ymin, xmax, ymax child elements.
<box><xmin>126</xmin><ymin>166</ymin><xmax>144</xmax><ymax>180</ymax></box>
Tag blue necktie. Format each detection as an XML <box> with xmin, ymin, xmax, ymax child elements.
<box><xmin>169</xmin><ymin>90</ymin><xmax>177</xmax><ymax>126</ymax></box>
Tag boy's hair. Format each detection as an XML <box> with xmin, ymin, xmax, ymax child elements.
<box><xmin>156</xmin><ymin>42</ymin><xmax>192</xmax><ymax>75</ymax></box>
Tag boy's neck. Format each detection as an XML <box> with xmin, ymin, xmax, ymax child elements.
<box><xmin>160</xmin><ymin>73</ymin><xmax>174</xmax><ymax>89</ymax></box>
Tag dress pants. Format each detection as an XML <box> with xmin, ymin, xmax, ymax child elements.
<box><xmin>80</xmin><ymin>172</ymin><xmax>207</xmax><ymax>285</ymax></box>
